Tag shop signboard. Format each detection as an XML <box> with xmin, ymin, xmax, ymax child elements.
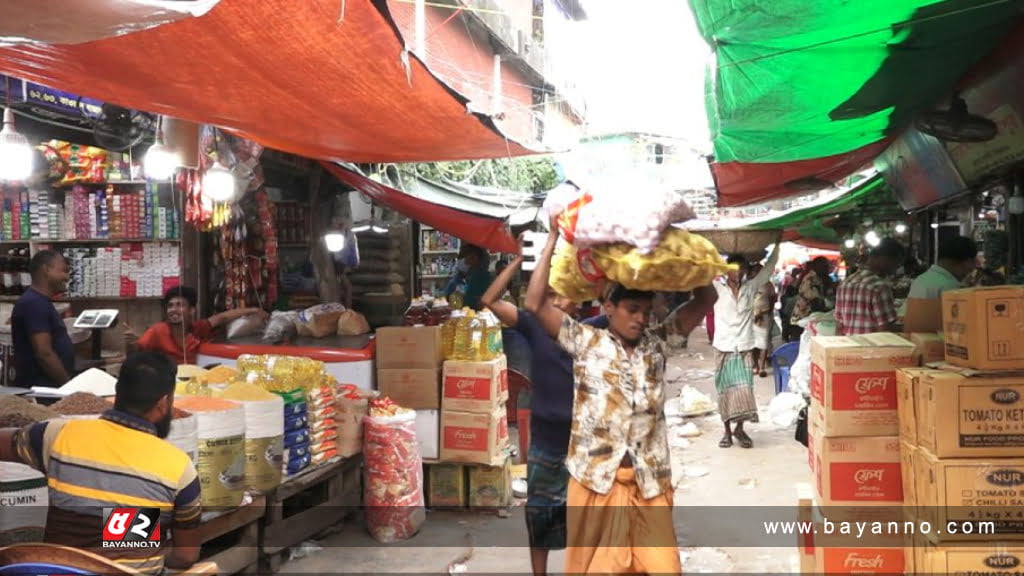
<box><xmin>944</xmin><ymin>56</ymin><xmax>1024</xmax><ymax>186</ymax></box>
<box><xmin>0</xmin><ymin>74</ymin><xmax>104</xmax><ymax>127</ymax></box>
<box><xmin>874</xmin><ymin>127</ymin><xmax>965</xmax><ymax>211</ymax></box>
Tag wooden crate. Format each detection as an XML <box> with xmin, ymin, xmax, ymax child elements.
<box><xmin>259</xmin><ymin>456</ymin><xmax>362</xmax><ymax>572</ymax></box>
<box><xmin>196</xmin><ymin>494</ymin><xmax>266</xmax><ymax>576</ymax></box>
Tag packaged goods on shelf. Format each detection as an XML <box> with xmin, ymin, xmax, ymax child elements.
<box><xmin>274</xmin><ymin>391</ymin><xmax>311</xmax><ymax>479</ymax></box>
<box><xmin>363</xmin><ymin>398</ymin><xmax>425</xmax><ymax>543</ymax></box>
<box><xmin>175</xmin><ymin>396</ymin><xmax>246</xmax><ymax>509</ymax></box>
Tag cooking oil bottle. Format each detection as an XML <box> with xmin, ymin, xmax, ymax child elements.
<box><xmin>464</xmin><ymin>310</ymin><xmax>487</xmax><ymax>361</ymax></box>
<box><xmin>454</xmin><ymin>307</ymin><xmax>473</xmax><ymax>356</ymax></box>
<box><xmin>441</xmin><ymin>309</ymin><xmax>462</xmax><ymax>360</ymax></box>
<box><xmin>480</xmin><ymin>310</ymin><xmax>503</xmax><ymax>360</ymax></box>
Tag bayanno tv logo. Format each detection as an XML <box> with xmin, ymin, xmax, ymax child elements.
<box><xmin>102</xmin><ymin>507</ymin><xmax>162</xmax><ymax>550</ymax></box>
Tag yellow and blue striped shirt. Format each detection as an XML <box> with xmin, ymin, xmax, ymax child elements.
<box><xmin>15</xmin><ymin>409</ymin><xmax>201</xmax><ymax>575</ymax></box>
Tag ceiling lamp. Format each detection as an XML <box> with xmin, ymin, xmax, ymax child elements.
<box><xmin>0</xmin><ymin>107</ymin><xmax>32</xmax><ymax>181</ymax></box>
<box><xmin>844</xmin><ymin>238</ymin><xmax>856</xmax><ymax>249</ymax></box>
<box><xmin>894</xmin><ymin>223</ymin><xmax>908</xmax><ymax>235</ymax></box>
<box><xmin>144</xmin><ymin>115</ymin><xmax>180</xmax><ymax>180</ymax></box>
<box><xmin>864</xmin><ymin>230</ymin><xmax>881</xmax><ymax>247</ymax></box>
<box><xmin>203</xmin><ymin>161</ymin><xmax>235</xmax><ymax>202</ymax></box>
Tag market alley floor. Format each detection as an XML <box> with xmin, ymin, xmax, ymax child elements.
<box><xmin>281</xmin><ymin>327</ymin><xmax>808</xmax><ymax>574</ymax></box>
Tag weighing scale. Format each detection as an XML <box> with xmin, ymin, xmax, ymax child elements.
<box><xmin>73</xmin><ymin>309</ymin><xmax>120</xmax><ymax>363</ymax></box>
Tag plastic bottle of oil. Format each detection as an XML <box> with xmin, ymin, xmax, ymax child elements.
<box><xmin>452</xmin><ymin>309</ymin><xmax>474</xmax><ymax>360</ymax></box>
<box><xmin>442</xmin><ymin>309</ymin><xmax>463</xmax><ymax>360</ymax></box>
<box><xmin>464</xmin><ymin>310</ymin><xmax>487</xmax><ymax>361</ymax></box>
<box><xmin>480</xmin><ymin>310</ymin><xmax>503</xmax><ymax>360</ymax></box>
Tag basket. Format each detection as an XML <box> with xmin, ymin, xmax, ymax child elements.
<box><xmin>693</xmin><ymin>229</ymin><xmax>781</xmax><ymax>260</ymax></box>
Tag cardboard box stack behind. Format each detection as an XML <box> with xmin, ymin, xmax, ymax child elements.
<box><xmin>806</xmin><ymin>333</ymin><xmax>917</xmax><ymax>574</ymax></box>
<box><xmin>892</xmin><ymin>287</ymin><xmax>1024</xmax><ymax>570</ymax></box>
<box><xmin>375</xmin><ymin>327</ymin><xmax>443</xmax><ymax>460</ymax></box>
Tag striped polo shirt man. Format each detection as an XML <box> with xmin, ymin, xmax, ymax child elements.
<box><xmin>1</xmin><ymin>352</ymin><xmax>202</xmax><ymax>576</ymax></box>
<box><xmin>12</xmin><ymin>410</ymin><xmax>201</xmax><ymax>574</ymax></box>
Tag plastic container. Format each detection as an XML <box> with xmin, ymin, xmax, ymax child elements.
<box><xmin>451</xmin><ymin>309</ymin><xmax>472</xmax><ymax>360</ymax></box>
<box><xmin>480</xmin><ymin>310</ymin><xmax>503</xmax><ymax>360</ymax></box>
<box><xmin>174</xmin><ymin>396</ymin><xmax>246</xmax><ymax>509</ymax></box>
<box><xmin>0</xmin><ymin>462</ymin><xmax>47</xmax><ymax>546</ymax></box>
<box><xmin>465</xmin><ymin>311</ymin><xmax>486</xmax><ymax>361</ymax></box>
<box><xmin>441</xmin><ymin>310</ymin><xmax>464</xmax><ymax>360</ymax></box>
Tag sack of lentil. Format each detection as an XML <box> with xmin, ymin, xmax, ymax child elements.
<box><xmin>217</xmin><ymin>382</ymin><xmax>285</xmax><ymax>493</ymax></box>
<box><xmin>175</xmin><ymin>396</ymin><xmax>246</xmax><ymax>509</ymax></box>
<box><xmin>0</xmin><ymin>462</ymin><xmax>48</xmax><ymax>546</ymax></box>
<box><xmin>168</xmin><ymin>407</ymin><xmax>199</xmax><ymax>462</ymax></box>
<box><xmin>363</xmin><ymin>398</ymin><xmax>424</xmax><ymax>543</ymax></box>
<box><xmin>0</xmin><ymin>396</ymin><xmax>58</xmax><ymax>428</ymax></box>
<box><xmin>50</xmin><ymin>392</ymin><xmax>112</xmax><ymax>419</ymax></box>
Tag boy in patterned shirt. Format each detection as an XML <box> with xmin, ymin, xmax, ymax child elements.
<box><xmin>525</xmin><ymin>214</ymin><xmax>717</xmax><ymax>575</ymax></box>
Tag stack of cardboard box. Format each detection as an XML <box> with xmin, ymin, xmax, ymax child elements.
<box><xmin>897</xmin><ymin>286</ymin><xmax>1024</xmax><ymax>573</ymax></box>
<box><xmin>375</xmin><ymin>326</ymin><xmax>444</xmax><ymax>460</ymax></box>
<box><xmin>806</xmin><ymin>332</ymin><xmax>918</xmax><ymax>574</ymax></box>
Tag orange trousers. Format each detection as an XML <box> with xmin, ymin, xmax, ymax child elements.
<box><xmin>565</xmin><ymin>467</ymin><xmax>681</xmax><ymax>575</ymax></box>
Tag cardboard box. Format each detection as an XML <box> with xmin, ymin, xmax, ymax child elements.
<box><xmin>916</xmin><ymin>447</ymin><xmax>1024</xmax><ymax>541</ymax></box>
<box><xmin>796</xmin><ymin>483</ymin><xmax>816</xmax><ymax>574</ymax></box>
<box><xmin>896</xmin><ymin>367</ymin><xmax>933</xmax><ymax>444</ymax></box>
<box><xmin>921</xmin><ymin>541</ymin><xmax>1024</xmax><ymax>574</ymax></box>
<box><xmin>467</xmin><ymin>457</ymin><xmax>512</xmax><ymax>508</ymax></box>
<box><xmin>908</xmin><ymin>332</ymin><xmax>945</xmax><ymax>365</ymax></box>
<box><xmin>811</xmin><ymin>428</ymin><xmax>903</xmax><ymax>506</ymax></box>
<box><xmin>943</xmin><ymin>287</ymin><xmax>1024</xmax><ymax>371</ymax></box>
<box><xmin>916</xmin><ymin>367</ymin><xmax>1024</xmax><ymax>458</ymax></box>
<box><xmin>439</xmin><ymin>407</ymin><xmax>508</xmax><ymax>466</ymax></box>
<box><xmin>899</xmin><ymin>440</ymin><xmax>918</xmax><ymax>520</ymax></box>
<box><xmin>377</xmin><ymin>368</ymin><xmax>440</xmax><ymax>410</ymax></box>
<box><xmin>375</xmin><ymin>327</ymin><xmax>444</xmax><ymax>370</ymax></box>
<box><xmin>426</xmin><ymin>463</ymin><xmax>466</xmax><ymax>508</ymax></box>
<box><xmin>442</xmin><ymin>356</ymin><xmax>509</xmax><ymax>413</ymax></box>
<box><xmin>813</xmin><ymin>546</ymin><xmax>906</xmax><ymax>575</ymax></box>
<box><xmin>810</xmin><ymin>334</ymin><xmax>918</xmax><ymax>437</ymax></box>
<box><xmin>415</xmin><ymin>409</ymin><xmax>439</xmax><ymax>460</ymax></box>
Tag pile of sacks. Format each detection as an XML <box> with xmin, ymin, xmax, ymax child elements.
<box><xmin>544</xmin><ymin>181</ymin><xmax>734</xmax><ymax>300</ymax></box>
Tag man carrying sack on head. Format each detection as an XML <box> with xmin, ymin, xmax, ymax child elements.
<box><xmin>524</xmin><ymin>212</ymin><xmax>717</xmax><ymax>575</ymax></box>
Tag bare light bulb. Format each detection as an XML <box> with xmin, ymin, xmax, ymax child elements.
<box><xmin>894</xmin><ymin>223</ymin><xmax>908</xmax><ymax>235</ymax></box>
<box><xmin>844</xmin><ymin>238</ymin><xmax>856</xmax><ymax>249</ymax></box>
<box><xmin>0</xmin><ymin>108</ymin><xmax>33</xmax><ymax>181</ymax></box>
<box><xmin>203</xmin><ymin>161</ymin><xmax>236</xmax><ymax>202</ymax></box>
<box><xmin>324</xmin><ymin>233</ymin><xmax>345</xmax><ymax>252</ymax></box>
<box><xmin>144</xmin><ymin>139</ymin><xmax>179</xmax><ymax>180</ymax></box>
<box><xmin>864</xmin><ymin>230</ymin><xmax>881</xmax><ymax>247</ymax></box>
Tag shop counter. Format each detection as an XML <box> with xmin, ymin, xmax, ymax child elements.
<box><xmin>197</xmin><ymin>334</ymin><xmax>375</xmax><ymax>390</ymax></box>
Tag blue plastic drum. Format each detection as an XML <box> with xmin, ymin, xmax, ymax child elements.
<box><xmin>0</xmin><ymin>563</ymin><xmax>98</xmax><ymax>576</ymax></box>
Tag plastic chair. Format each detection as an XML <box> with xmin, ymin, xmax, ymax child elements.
<box><xmin>506</xmin><ymin>368</ymin><xmax>531</xmax><ymax>427</ymax></box>
<box><xmin>770</xmin><ymin>341</ymin><xmax>801</xmax><ymax>394</ymax></box>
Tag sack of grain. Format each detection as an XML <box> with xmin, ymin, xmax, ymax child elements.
<box><xmin>218</xmin><ymin>382</ymin><xmax>285</xmax><ymax>493</ymax></box>
<box><xmin>175</xmin><ymin>396</ymin><xmax>246</xmax><ymax>508</ymax></box>
<box><xmin>363</xmin><ymin>400</ymin><xmax>424</xmax><ymax>543</ymax></box>
<box><xmin>168</xmin><ymin>408</ymin><xmax>198</xmax><ymax>463</ymax></box>
<box><xmin>0</xmin><ymin>462</ymin><xmax>47</xmax><ymax>546</ymax></box>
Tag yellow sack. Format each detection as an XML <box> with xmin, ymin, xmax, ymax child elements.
<box><xmin>592</xmin><ymin>228</ymin><xmax>735</xmax><ymax>292</ymax></box>
<box><xmin>549</xmin><ymin>239</ymin><xmax>602</xmax><ymax>303</ymax></box>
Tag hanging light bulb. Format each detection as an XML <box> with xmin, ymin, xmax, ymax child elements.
<box><xmin>864</xmin><ymin>230</ymin><xmax>881</xmax><ymax>247</ymax></box>
<box><xmin>203</xmin><ymin>161</ymin><xmax>235</xmax><ymax>202</ymax></box>
<box><xmin>894</xmin><ymin>223</ymin><xmax>908</xmax><ymax>235</ymax></box>
<box><xmin>324</xmin><ymin>232</ymin><xmax>346</xmax><ymax>252</ymax></box>
<box><xmin>144</xmin><ymin>116</ymin><xmax>180</xmax><ymax>180</ymax></box>
<box><xmin>0</xmin><ymin>108</ymin><xmax>33</xmax><ymax>181</ymax></box>
<box><xmin>844</xmin><ymin>238</ymin><xmax>856</xmax><ymax>249</ymax></box>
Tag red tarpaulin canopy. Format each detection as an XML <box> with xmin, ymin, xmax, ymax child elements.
<box><xmin>322</xmin><ymin>162</ymin><xmax>518</xmax><ymax>254</ymax></box>
<box><xmin>0</xmin><ymin>0</ymin><xmax>534</xmax><ymax>163</ymax></box>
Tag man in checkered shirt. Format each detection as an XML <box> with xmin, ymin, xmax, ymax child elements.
<box><xmin>834</xmin><ymin>238</ymin><xmax>906</xmax><ymax>335</ymax></box>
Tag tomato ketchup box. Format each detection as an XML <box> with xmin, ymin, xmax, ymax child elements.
<box><xmin>811</xmin><ymin>334</ymin><xmax>918</xmax><ymax>437</ymax></box>
<box><xmin>811</xmin><ymin>424</ymin><xmax>903</xmax><ymax>507</ymax></box>
<box><xmin>439</xmin><ymin>407</ymin><xmax>508</xmax><ymax>466</ymax></box>
<box><xmin>442</xmin><ymin>356</ymin><xmax>509</xmax><ymax>413</ymax></box>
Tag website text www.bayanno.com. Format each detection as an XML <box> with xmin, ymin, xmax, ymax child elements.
<box><xmin>764</xmin><ymin>518</ymin><xmax>997</xmax><ymax>538</ymax></box>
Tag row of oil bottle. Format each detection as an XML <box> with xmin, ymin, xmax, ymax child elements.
<box><xmin>441</xmin><ymin>308</ymin><xmax>505</xmax><ymax>361</ymax></box>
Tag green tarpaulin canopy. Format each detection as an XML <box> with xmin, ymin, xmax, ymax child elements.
<box><xmin>690</xmin><ymin>0</ymin><xmax>1021</xmax><ymax>205</ymax></box>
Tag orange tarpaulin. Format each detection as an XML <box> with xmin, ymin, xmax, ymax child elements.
<box><xmin>0</xmin><ymin>0</ymin><xmax>534</xmax><ymax>163</ymax></box>
<box><xmin>322</xmin><ymin>162</ymin><xmax>519</xmax><ymax>254</ymax></box>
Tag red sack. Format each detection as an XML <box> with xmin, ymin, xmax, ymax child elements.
<box><xmin>362</xmin><ymin>408</ymin><xmax>424</xmax><ymax>543</ymax></box>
